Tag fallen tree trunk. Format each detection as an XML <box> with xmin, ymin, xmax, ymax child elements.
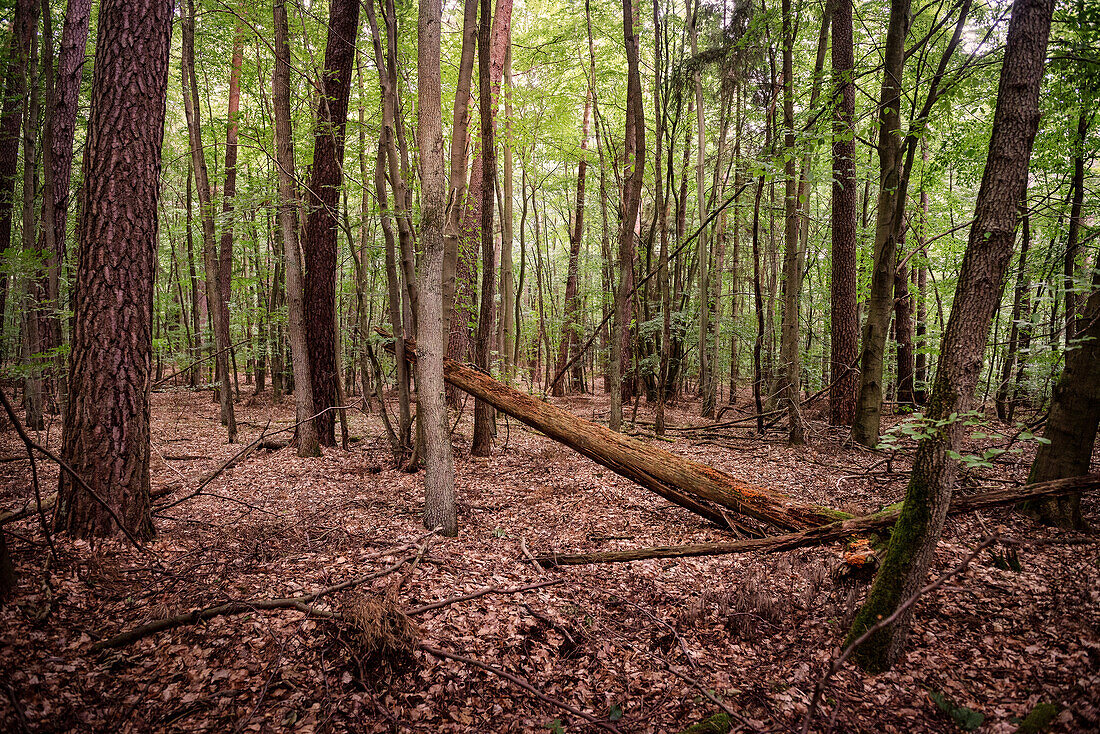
<box><xmin>533</xmin><ymin>474</ymin><xmax>1099</xmax><ymax>566</ymax></box>
<box><xmin>380</xmin><ymin>331</ymin><xmax>845</xmax><ymax>531</ymax></box>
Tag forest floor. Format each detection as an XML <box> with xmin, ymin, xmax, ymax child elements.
<box><xmin>0</xmin><ymin>382</ymin><xmax>1097</xmax><ymax>733</ymax></box>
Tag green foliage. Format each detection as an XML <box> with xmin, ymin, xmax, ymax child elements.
<box><xmin>929</xmin><ymin>691</ymin><xmax>985</xmax><ymax>731</ymax></box>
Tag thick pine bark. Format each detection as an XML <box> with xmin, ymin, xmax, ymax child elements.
<box><xmin>273</xmin><ymin>0</ymin><xmax>319</xmax><ymax>457</ymax></box>
<box><xmin>417</xmin><ymin>0</ymin><xmax>458</xmax><ymax>536</ymax></box>
<box><xmin>302</xmin><ymin>0</ymin><xmax>360</xmax><ymax>446</ymax></box>
<box><xmin>829</xmin><ymin>0</ymin><xmax>858</xmax><ymax>427</ymax></box>
<box><xmin>56</xmin><ymin>0</ymin><xmax>173</xmax><ymax>540</ymax></box>
<box><xmin>848</xmin><ymin>0</ymin><xmax>1054</xmax><ymax>672</ymax></box>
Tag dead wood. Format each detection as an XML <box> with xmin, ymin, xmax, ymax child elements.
<box><xmin>91</xmin><ymin>552</ymin><xmax>418</xmax><ymax>651</ymax></box>
<box><xmin>534</xmin><ymin>475</ymin><xmax>1099</xmax><ymax>566</ymax></box>
<box><xmin>379</xmin><ymin>330</ymin><xmax>844</xmax><ymax>531</ymax></box>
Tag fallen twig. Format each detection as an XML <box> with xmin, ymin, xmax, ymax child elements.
<box><xmin>534</xmin><ymin>475</ymin><xmax>1099</xmax><ymax>566</ymax></box>
<box><xmin>91</xmin><ymin>553</ymin><xmax>416</xmax><ymax>651</ymax></box>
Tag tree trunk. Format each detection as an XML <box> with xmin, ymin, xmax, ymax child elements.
<box><xmin>21</xmin><ymin>12</ymin><xmax>42</xmax><ymax>430</ymax></box>
<box><xmin>216</xmin><ymin>22</ymin><xmax>245</xmax><ymax>408</ymax></box>
<box><xmin>894</xmin><ymin>234</ymin><xmax>916</xmax><ymax>408</ymax></box>
<box><xmin>847</xmin><ymin>0</ymin><xmax>1054</xmax><ymax>672</ymax></box>
<box><xmin>499</xmin><ymin>47</ymin><xmax>516</xmax><ymax>382</ymax></box>
<box><xmin>471</xmin><ymin>0</ymin><xmax>510</xmax><ymax>456</ymax></box>
<box><xmin>851</xmin><ymin>0</ymin><xmax>910</xmax><ymax>447</ymax></box>
<box><xmin>778</xmin><ymin>0</ymin><xmax>804</xmax><ymax>444</ymax></box>
<box><xmin>302</xmin><ymin>0</ymin><xmax>360</xmax><ymax>447</ymax></box>
<box><xmin>829</xmin><ymin>0</ymin><xmax>858</xmax><ymax>427</ymax></box>
<box><xmin>552</xmin><ymin>93</ymin><xmax>591</xmax><ymax>397</ymax></box>
<box><xmin>56</xmin><ymin>0</ymin><xmax>173</xmax><ymax>540</ymax></box>
<box><xmin>996</xmin><ymin>207</ymin><xmax>1030</xmax><ymax>420</ymax></box>
<box><xmin>416</xmin><ymin>0</ymin><xmax>458</xmax><ymax>536</ymax></box>
<box><xmin>1019</xmin><ymin>267</ymin><xmax>1100</xmax><ymax>530</ymax></box>
<box><xmin>1062</xmin><ymin>110</ymin><xmax>1087</xmax><ymax>341</ymax></box>
<box><xmin>0</xmin><ymin>0</ymin><xmax>37</xmax><ymax>354</ymax></box>
<box><xmin>182</xmin><ymin>0</ymin><xmax>236</xmax><ymax>442</ymax></box>
<box><xmin>387</xmin><ymin>334</ymin><xmax>847</xmax><ymax>531</ymax></box>
<box><xmin>273</xmin><ymin>0</ymin><xmax>319</xmax><ymax>457</ymax></box>
<box><xmin>611</xmin><ymin>0</ymin><xmax>644</xmax><ymax>432</ymax></box>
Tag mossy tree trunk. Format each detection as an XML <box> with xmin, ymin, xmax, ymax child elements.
<box><xmin>847</xmin><ymin>0</ymin><xmax>1055</xmax><ymax>672</ymax></box>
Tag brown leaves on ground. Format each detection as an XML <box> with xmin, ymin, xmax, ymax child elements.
<box><xmin>0</xmin><ymin>387</ymin><xmax>1096</xmax><ymax>732</ymax></box>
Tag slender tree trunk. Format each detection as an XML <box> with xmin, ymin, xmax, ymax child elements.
<box><xmin>22</xmin><ymin>16</ymin><xmax>42</xmax><ymax>430</ymax></box>
<box><xmin>653</xmin><ymin>0</ymin><xmax>670</xmax><ymax>435</ymax></box>
<box><xmin>552</xmin><ymin>93</ymin><xmax>591</xmax><ymax>397</ymax></box>
<box><xmin>216</xmin><ymin>22</ymin><xmax>245</xmax><ymax>406</ymax></box>
<box><xmin>471</xmin><ymin>0</ymin><xmax>512</xmax><ymax>456</ymax></box>
<box><xmin>302</xmin><ymin>0</ymin><xmax>360</xmax><ymax>447</ymax></box>
<box><xmin>273</xmin><ymin>0</ymin><xmax>319</xmax><ymax>457</ymax></box>
<box><xmin>1062</xmin><ymin>109</ymin><xmax>1088</xmax><ymax>341</ymax></box>
<box><xmin>441</xmin><ymin>0</ymin><xmax>478</xmax><ymax>345</ymax></box>
<box><xmin>996</xmin><ymin>206</ymin><xmax>1030</xmax><ymax>420</ymax></box>
<box><xmin>829</xmin><ymin>0</ymin><xmax>858</xmax><ymax>427</ymax></box>
<box><xmin>848</xmin><ymin>0</ymin><xmax>1054</xmax><ymax>671</ymax></box>
<box><xmin>778</xmin><ymin>0</ymin><xmax>804</xmax><ymax>444</ymax></box>
<box><xmin>182</xmin><ymin>0</ymin><xmax>236</xmax><ymax>442</ymax></box>
<box><xmin>894</xmin><ymin>229</ymin><xmax>917</xmax><ymax>407</ymax></box>
<box><xmin>56</xmin><ymin>0</ymin><xmax>173</xmax><ymax>540</ymax></box>
<box><xmin>689</xmin><ymin>0</ymin><xmax>710</xmax><ymax>415</ymax></box>
<box><xmin>499</xmin><ymin>47</ymin><xmax>516</xmax><ymax>382</ymax></box>
<box><xmin>417</xmin><ymin>0</ymin><xmax>457</xmax><ymax>536</ymax></box>
<box><xmin>0</xmin><ymin>0</ymin><xmax>37</xmax><ymax>354</ymax></box>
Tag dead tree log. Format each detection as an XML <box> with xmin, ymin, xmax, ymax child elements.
<box><xmin>380</xmin><ymin>331</ymin><xmax>845</xmax><ymax>530</ymax></box>
<box><xmin>533</xmin><ymin>474</ymin><xmax>1099</xmax><ymax>566</ymax></box>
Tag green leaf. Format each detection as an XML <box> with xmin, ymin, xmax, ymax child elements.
<box><xmin>609</xmin><ymin>704</ymin><xmax>624</xmax><ymax>721</ymax></box>
<box><xmin>547</xmin><ymin>719</ymin><xmax>565</xmax><ymax>734</ymax></box>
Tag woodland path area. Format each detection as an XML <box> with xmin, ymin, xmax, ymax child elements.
<box><xmin>1</xmin><ymin>388</ymin><xmax>1096</xmax><ymax>733</ymax></box>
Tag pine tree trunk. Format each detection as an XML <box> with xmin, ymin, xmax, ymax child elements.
<box><xmin>56</xmin><ymin>0</ymin><xmax>173</xmax><ymax>540</ymax></box>
<box><xmin>302</xmin><ymin>0</ymin><xmax>360</xmax><ymax>447</ymax></box>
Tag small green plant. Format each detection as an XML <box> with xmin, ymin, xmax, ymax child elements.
<box><xmin>608</xmin><ymin>703</ymin><xmax>624</xmax><ymax>721</ymax></box>
<box><xmin>546</xmin><ymin>718</ymin><xmax>566</xmax><ymax>734</ymax></box>
<box><xmin>491</xmin><ymin>526</ymin><xmax>508</xmax><ymax>538</ymax></box>
<box><xmin>929</xmin><ymin>690</ymin><xmax>984</xmax><ymax>731</ymax></box>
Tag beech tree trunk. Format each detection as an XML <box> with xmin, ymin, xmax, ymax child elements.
<box><xmin>56</xmin><ymin>0</ymin><xmax>173</xmax><ymax>540</ymax></box>
<box><xmin>302</xmin><ymin>0</ymin><xmax>360</xmax><ymax>446</ymax></box>
<box><xmin>416</xmin><ymin>0</ymin><xmax>458</xmax><ymax>536</ymax></box>
<box><xmin>848</xmin><ymin>0</ymin><xmax>1054</xmax><ymax>672</ymax></box>
<box><xmin>273</xmin><ymin>0</ymin><xmax>319</xmax><ymax>457</ymax></box>
<box><xmin>217</xmin><ymin>23</ymin><xmax>245</xmax><ymax>410</ymax></box>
